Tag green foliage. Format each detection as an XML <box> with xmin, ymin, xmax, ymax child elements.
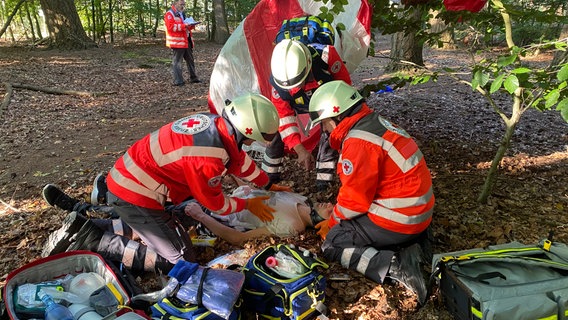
<box><xmin>469</xmin><ymin>43</ymin><xmax>568</xmax><ymax>121</ymax></box>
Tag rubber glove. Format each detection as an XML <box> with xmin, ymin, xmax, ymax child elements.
<box><xmin>315</xmin><ymin>219</ymin><xmax>331</xmax><ymax>240</ymax></box>
<box><xmin>268</xmin><ymin>184</ymin><xmax>292</xmax><ymax>192</ymax></box>
<box><xmin>246</xmin><ymin>196</ymin><xmax>275</xmax><ymax>222</ymax></box>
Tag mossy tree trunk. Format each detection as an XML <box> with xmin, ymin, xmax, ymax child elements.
<box><xmin>38</xmin><ymin>0</ymin><xmax>96</xmax><ymax>49</ymax></box>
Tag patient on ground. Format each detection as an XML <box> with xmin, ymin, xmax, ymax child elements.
<box><xmin>186</xmin><ymin>186</ymin><xmax>333</xmax><ymax>245</ymax></box>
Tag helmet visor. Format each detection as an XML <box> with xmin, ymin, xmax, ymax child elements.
<box><xmin>261</xmin><ymin>132</ymin><xmax>278</xmax><ymax>142</ymax></box>
<box><xmin>273</xmin><ymin>66</ymin><xmax>310</xmax><ymax>89</ymax></box>
<box><xmin>309</xmin><ymin>109</ymin><xmax>324</xmax><ymax>123</ymax></box>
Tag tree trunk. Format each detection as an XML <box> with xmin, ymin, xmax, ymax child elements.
<box><xmin>492</xmin><ymin>0</ymin><xmax>514</xmax><ymax>48</ymax></box>
<box><xmin>551</xmin><ymin>24</ymin><xmax>568</xmax><ymax>67</ymax></box>
<box><xmin>0</xmin><ymin>0</ymin><xmax>26</xmax><ymax>40</ymax></box>
<box><xmin>33</xmin><ymin>0</ymin><xmax>43</xmax><ymax>39</ymax></box>
<box><xmin>24</xmin><ymin>2</ymin><xmax>36</xmax><ymax>42</ymax></box>
<box><xmin>386</xmin><ymin>6</ymin><xmax>424</xmax><ymax>72</ymax></box>
<box><xmin>38</xmin><ymin>0</ymin><xmax>96</xmax><ymax>49</ymax></box>
<box><xmin>477</xmin><ymin>87</ymin><xmax>524</xmax><ymax>203</ymax></box>
<box><xmin>109</xmin><ymin>0</ymin><xmax>114</xmax><ymax>42</ymax></box>
<box><xmin>212</xmin><ymin>0</ymin><xmax>228</xmax><ymax>44</ymax></box>
<box><xmin>429</xmin><ymin>10</ymin><xmax>455</xmax><ymax>50</ymax></box>
<box><xmin>151</xmin><ymin>0</ymin><xmax>159</xmax><ymax>38</ymax></box>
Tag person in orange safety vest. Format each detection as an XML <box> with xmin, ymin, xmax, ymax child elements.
<box><xmin>164</xmin><ymin>0</ymin><xmax>200</xmax><ymax>86</ymax></box>
<box><xmin>308</xmin><ymin>80</ymin><xmax>435</xmax><ymax>305</ymax></box>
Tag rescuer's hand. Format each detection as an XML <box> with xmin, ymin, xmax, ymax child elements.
<box><xmin>294</xmin><ymin>144</ymin><xmax>314</xmax><ymax>171</ymax></box>
<box><xmin>268</xmin><ymin>184</ymin><xmax>292</xmax><ymax>192</ymax></box>
<box><xmin>246</xmin><ymin>196</ymin><xmax>275</xmax><ymax>222</ymax></box>
<box><xmin>315</xmin><ymin>219</ymin><xmax>331</xmax><ymax>240</ymax></box>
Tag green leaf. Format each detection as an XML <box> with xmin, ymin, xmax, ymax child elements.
<box><xmin>479</xmin><ymin>72</ymin><xmax>490</xmax><ymax>87</ymax></box>
<box><xmin>545</xmin><ymin>89</ymin><xmax>560</xmax><ymax>109</ymax></box>
<box><xmin>511</xmin><ymin>67</ymin><xmax>531</xmax><ymax>74</ymax></box>
<box><xmin>471</xmin><ymin>70</ymin><xmax>480</xmax><ymax>90</ymax></box>
<box><xmin>490</xmin><ymin>74</ymin><xmax>505</xmax><ymax>94</ymax></box>
<box><xmin>557</xmin><ymin>64</ymin><xmax>568</xmax><ymax>82</ymax></box>
<box><xmin>503</xmin><ymin>75</ymin><xmax>519</xmax><ymax>94</ymax></box>
<box><xmin>557</xmin><ymin>98</ymin><xmax>568</xmax><ymax>122</ymax></box>
<box><xmin>497</xmin><ymin>54</ymin><xmax>517</xmax><ymax>67</ymax></box>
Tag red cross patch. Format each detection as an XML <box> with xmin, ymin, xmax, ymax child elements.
<box><xmin>172</xmin><ymin>114</ymin><xmax>211</xmax><ymax>135</ymax></box>
<box><xmin>331</xmin><ymin>61</ymin><xmax>342</xmax><ymax>74</ymax></box>
<box><xmin>342</xmin><ymin>159</ymin><xmax>353</xmax><ymax>175</ymax></box>
<box><xmin>245</xmin><ymin>127</ymin><xmax>253</xmax><ymax>135</ymax></box>
<box><xmin>208</xmin><ymin>175</ymin><xmax>222</xmax><ymax>188</ymax></box>
<box><xmin>271</xmin><ymin>87</ymin><xmax>280</xmax><ymax>99</ymax></box>
<box><xmin>333</xmin><ymin>106</ymin><xmax>340</xmax><ymax>114</ymax></box>
<box><xmin>182</xmin><ymin>118</ymin><xmax>200</xmax><ymax>128</ymax></box>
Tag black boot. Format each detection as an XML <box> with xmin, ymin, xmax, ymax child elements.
<box><xmin>42</xmin><ymin>211</ymin><xmax>88</xmax><ymax>257</ymax></box>
<box><xmin>67</xmin><ymin>220</ymin><xmax>105</xmax><ymax>252</ymax></box>
<box><xmin>387</xmin><ymin>243</ymin><xmax>429</xmax><ymax>306</ymax></box>
<box><xmin>42</xmin><ymin>184</ymin><xmax>80</xmax><ymax>212</ymax></box>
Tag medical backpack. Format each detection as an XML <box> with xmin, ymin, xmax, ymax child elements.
<box><xmin>241</xmin><ymin>244</ymin><xmax>329</xmax><ymax>320</ymax></box>
<box><xmin>432</xmin><ymin>238</ymin><xmax>568</xmax><ymax>320</ymax></box>
<box><xmin>275</xmin><ymin>16</ymin><xmax>335</xmax><ymax>46</ymax></box>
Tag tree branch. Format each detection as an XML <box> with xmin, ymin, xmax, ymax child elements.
<box><xmin>11</xmin><ymin>83</ymin><xmax>115</xmax><ymax>97</ymax></box>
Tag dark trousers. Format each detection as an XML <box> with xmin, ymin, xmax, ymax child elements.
<box><xmin>262</xmin><ymin>126</ymin><xmax>337</xmax><ymax>184</ymax></box>
<box><xmin>171</xmin><ymin>45</ymin><xmax>197</xmax><ymax>84</ymax></box>
<box><xmin>107</xmin><ymin>192</ymin><xmax>195</xmax><ymax>266</ymax></box>
<box><xmin>321</xmin><ymin>215</ymin><xmax>421</xmax><ymax>283</ymax></box>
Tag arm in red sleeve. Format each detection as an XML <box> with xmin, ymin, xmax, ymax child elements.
<box><xmin>233</xmin><ymin>151</ymin><xmax>269</xmax><ymax>188</ymax></box>
<box><xmin>336</xmin><ymin>139</ymin><xmax>379</xmax><ymax>220</ymax></box>
<box><xmin>184</xmin><ymin>158</ymin><xmax>246</xmax><ymax>215</ymax></box>
<box><xmin>324</xmin><ymin>45</ymin><xmax>352</xmax><ymax>85</ymax></box>
<box><xmin>270</xmin><ymin>87</ymin><xmax>303</xmax><ymax>150</ymax></box>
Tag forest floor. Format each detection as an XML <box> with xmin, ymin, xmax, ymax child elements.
<box><xmin>0</xmin><ymin>33</ymin><xmax>567</xmax><ymax>319</ymax></box>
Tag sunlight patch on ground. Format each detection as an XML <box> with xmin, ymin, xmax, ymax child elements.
<box><xmin>475</xmin><ymin>150</ymin><xmax>568</xmax><ymax>170</ymax></box>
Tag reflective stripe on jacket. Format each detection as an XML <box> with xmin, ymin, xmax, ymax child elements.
<box><xmin>164</xmin><ymin>7</ymin><xmax>188</xmax><ymax>48</ymax></box>
<box><xmin>329</xmin><ymin>105</ymin><xmax>434</xmax><ymax>234</ymax></box>
<box><xmin>107</xmin><ymin>113</ymin><xmax>269</xmax><ymax>215</ymax></box>
<box><xmin>270</xmin><ymin>44</ymin><xmax>352</xmax><ymax>150</ymax></box>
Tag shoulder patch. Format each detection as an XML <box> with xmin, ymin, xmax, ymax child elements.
<box><xmin>341</xmin><ymin>159</ymin><xmax>354</xmax><ymax>175</ymax></box>
<box><xmin>271</xmin><ymin>87</ymin><xmax>280</xmax><ymax>100</ymax></box>
<box><xmin>330</xmin><ymin>61</ymin><xmax>342</xmax><ymax>74</ymax></box>
<box><xmin>208</xmin><ymin>175</ymin><xmax>222</xmax><ymax>188</ymax></box>
<box><xmin>172</xmin><ymin>114</ymin><xmax>211</xmax><ymax>135</ymax></box>
<box><xmin>379</xmin><ymin>117</ymin><xmax>410</xmax><ymax>138</ymax></box>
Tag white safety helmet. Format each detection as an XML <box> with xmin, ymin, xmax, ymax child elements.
<box><xmin>309</xmin><ymin>80</ymin><xmax>364</xmax><ymax>125</ymax></box>
<box><xmin>224</xmin><ymin>93</ymin><xmax>279</xmax><ymax>144</ymax></box>
<box><xmin>271</xmin><ymin>39</ymin><xmax>313</xmax><ymax>90</ymax></box>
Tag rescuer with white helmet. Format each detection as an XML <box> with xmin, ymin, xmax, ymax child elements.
<box><xmin>265</xmin><ymin>39</ymin><xmax>352</xmax><ymax>191</ymax></box>
<box><xmin>309</xmin><ymin>80</ymin><xmax>435</xmax><ymax>306</ymax></box>
<box><xmin>57</xmin><ymin>92</ymin><xmax>289</xmax><ymax>275</ymax></box>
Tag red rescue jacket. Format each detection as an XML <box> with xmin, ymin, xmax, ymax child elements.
<box><xmin>328</xmin><ymin>105</ymin><xmax>434</xmax><ymax>234</ymax></box>
<box><xmin>164</xmin><ymin>6</ymin><xmax>189</xmax><ymax>48</ymax></box>
<box><xmin>107</xmin><ymin>113</ymin><xmax>269</xmax><ymax>215</ymax></box>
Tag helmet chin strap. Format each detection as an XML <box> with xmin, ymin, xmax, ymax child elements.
<box><xmin>338</xmin><ymin>100</ymin><xmax>365</xmax><ymax>121</ymax></box>
<box><xmin>221</xmin><ymin>111</ymin><xmax>247</xmax><ymax>149</ymax></box>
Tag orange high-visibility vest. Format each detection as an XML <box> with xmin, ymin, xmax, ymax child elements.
<box><xmin>164</xmin><ymin>7</ymin><xmax>188</xmax><ymax>48</ymax></box>
<box><xmin>329</xmin><ymin>107</ymin><xmax>434</xmax><ymax>234</ymax></box>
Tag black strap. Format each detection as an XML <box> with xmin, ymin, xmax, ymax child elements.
<box><xmin>452</xmin><ymin>269</ymin><xmax>507</xmax><ymax>284</ymax></box>
<box><xmin>196</xmin><ymin>268</ymin><xmax>210</xmax><ymax>307</ymax></box>
<box><xmin>262</xmin><ymin>283</ymin><xmax>284</xmax><ymax>311</ymax></box>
